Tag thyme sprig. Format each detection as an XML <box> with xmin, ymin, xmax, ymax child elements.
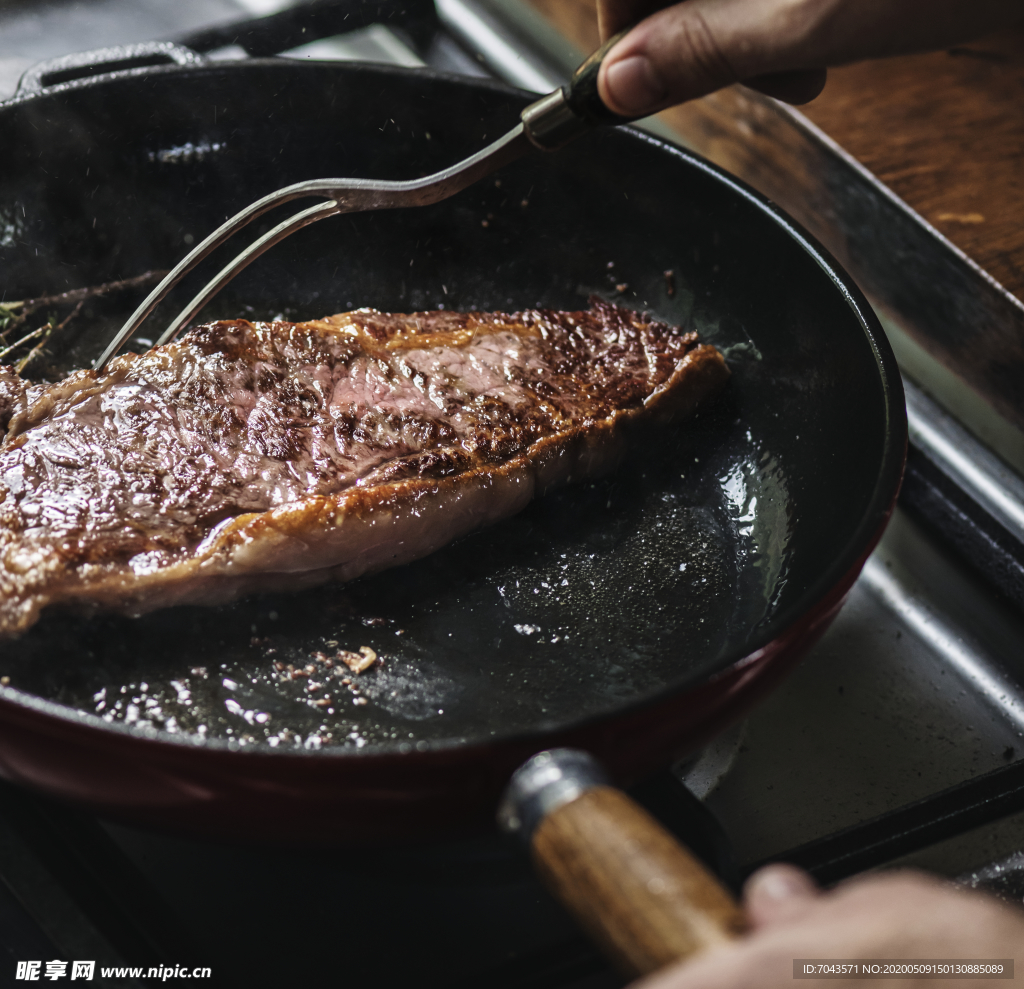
<box><xmin>0</xmin><ymin>270</ymin><xmax>166</xmax><ymax>372</ymax></box>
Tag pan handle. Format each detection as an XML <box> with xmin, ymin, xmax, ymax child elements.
<box><xmin>17</xmin><ymin>42</ymin><xmax>205</xmax><ymax>94</ymax></box>
<box><xmin>499</xmin><ymin>749</ymin><xmax>746</xmax><ymax>977</ymax></box>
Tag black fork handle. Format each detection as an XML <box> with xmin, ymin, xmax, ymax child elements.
<box><xmin>520</xmin><ymin>29</ymin><xmax>647</xmax><ymax>150</ymax></box>
<box><xmin>564</xmin><ymin>29</ymin><xmax>640</xmax><ymax>126</ymax></box>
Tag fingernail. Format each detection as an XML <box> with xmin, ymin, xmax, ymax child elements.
<box><xmin>603</xmin><ymin>55</ymin><xmax>666</xmax><ymax>115</ymax></box>
<box><xmin>748</xmin><ymin>867</ymin><xmax>816</xmax><ymax>901</ymax></box>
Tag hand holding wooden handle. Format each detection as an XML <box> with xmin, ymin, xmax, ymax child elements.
<box><xmin>499</xmin><ymin>750</ymin><xmax>745</xmax><ymax>977</ymax></box>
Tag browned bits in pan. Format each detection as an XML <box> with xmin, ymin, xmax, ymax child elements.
<box><xmin>338</xmin><ymin>646</ymin><xmax>378</xmax><ymax>673</ymax></box>
<box><xmin>664</xmin><ymin>269</ymin><xmax>676</xmax><ymax>298</ymax></box>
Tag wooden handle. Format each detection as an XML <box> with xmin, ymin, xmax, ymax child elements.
<box><xmin>531</xmin><ymin>786</ymin><xmax>746</xmax><ymax>977</ymax></box>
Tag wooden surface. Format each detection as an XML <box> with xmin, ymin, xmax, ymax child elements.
<box><xmin>800</xmin><ymin>31</ymin><xmax>1024</xmax><ymax>304</ymax></box>
<box><xmin>532</xmin><ymin>787</ymin><xmax>744</xmax><ymax>976</ymax></box>
<box><xmin>526</xmin><ymin>0</ymin><xmax>1024</xmax><ymax>303</ymax></box>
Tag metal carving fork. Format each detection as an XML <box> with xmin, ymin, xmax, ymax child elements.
<box><xmin>95</xmin><ymin>33</ymin><xmax>637</xmax><ymax>370</ymax></box>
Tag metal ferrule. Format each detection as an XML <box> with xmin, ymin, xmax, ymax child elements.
<box><xmin>497</xmin><ymin>749</ymin><xmax>609</xmax><ymax>843</ymax></box>
<box><xmin>520</xmin><ymin>89</ymin><xmax>590</xmax><ymax>152</ymax></box>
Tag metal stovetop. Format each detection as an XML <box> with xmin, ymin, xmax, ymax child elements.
<box><xmin>2</xmin><ymin>1</ymin><xmax>1024</xmax><ymax>986</ymax></box>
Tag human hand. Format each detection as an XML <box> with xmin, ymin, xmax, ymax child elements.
<box><xmin>632</xmin><ymin>863</ymin><xmax>1024</xmax><ymax>989</ymax></box>
<box><xmin>595</xmin><ymin>0</ymin><xmax>1022</xmax><ymax>114</ymax></box>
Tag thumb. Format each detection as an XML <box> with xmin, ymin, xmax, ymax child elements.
<box><xmin>595</xmin><ymin>0</ymin><xmax>1022</xmax><ymax>116</ymax></box>
<box><xmin>743</xmin><ymin>863</ymin><xmax>820</xmax><ymax>930</ymax></box>
<box><xmin>596</xmin><ymin>0</ymin><xmax>832</xmax><ymax>116</ymax></box>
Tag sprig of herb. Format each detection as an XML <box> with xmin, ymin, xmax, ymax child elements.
<box><xmin>0</xmin><ymin>270</ymin><xmax>166</xmax><ymax>371</ymax></box>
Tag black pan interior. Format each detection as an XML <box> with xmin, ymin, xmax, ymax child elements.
<box><xmin>0</xmin><ymin>63</ymin><xmax>900</xmax><ymax>752</ymax></box>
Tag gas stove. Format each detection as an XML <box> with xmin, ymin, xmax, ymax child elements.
<box><xmin>1</xmin><ymin>2</ymin><xmax>1023</xmax><ymax>986</ymax></box>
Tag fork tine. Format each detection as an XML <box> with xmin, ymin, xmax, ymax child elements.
<box><xmin>155</xmin><ymin>200</ymin><xmax>342</xmax><ymax>346</ymax></box>
<box><xmin>93</xmin><ymin>183</ymin><xmax>335</xmax><ymax>369</ymax></box>
<box><xmin>95</xmin><ymin>123</ymin><xmax>533</xmax><ymax>370</ymax></box>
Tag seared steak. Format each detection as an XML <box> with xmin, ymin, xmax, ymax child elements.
<box><xmin>0</xmin><ymin>300</ymin><xmax>728</xmax><ymax>636</ymax></box>
<box><xmin>0</xmin><ymin>366</ymin><xmax>29</xmax><ymax>438</ymax></box>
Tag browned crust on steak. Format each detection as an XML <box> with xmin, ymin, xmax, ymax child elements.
<box><xmin>0</xmin><ymin>303</ymin><xmax>729</xmax><ymax>635</ymax></box>
<box><xmin>0</xmin><ymin>365</ymin><xmax>29</xmax><ymax>439</ymax></box>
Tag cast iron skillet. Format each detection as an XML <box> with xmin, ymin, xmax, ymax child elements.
<box><xmin>0</xmin><ymin>55</ymin><xmax>905</xmax><ymax>839</ymax></box>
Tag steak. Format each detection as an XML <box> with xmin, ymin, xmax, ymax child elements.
<box><xmin>0</xmin><ymin>299</ymin><xmax>729</xmax><ymax>636</ymax></box>
<box><xmin>0</xmin><ymin>366</ymin><xmax>30</xmax><ymax>437</ymax></box>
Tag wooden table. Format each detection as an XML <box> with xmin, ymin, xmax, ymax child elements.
<box><xmin>801</xmin><ymin>30</ymin><xmax>1024</xmax><ymax>306</ymax></box>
